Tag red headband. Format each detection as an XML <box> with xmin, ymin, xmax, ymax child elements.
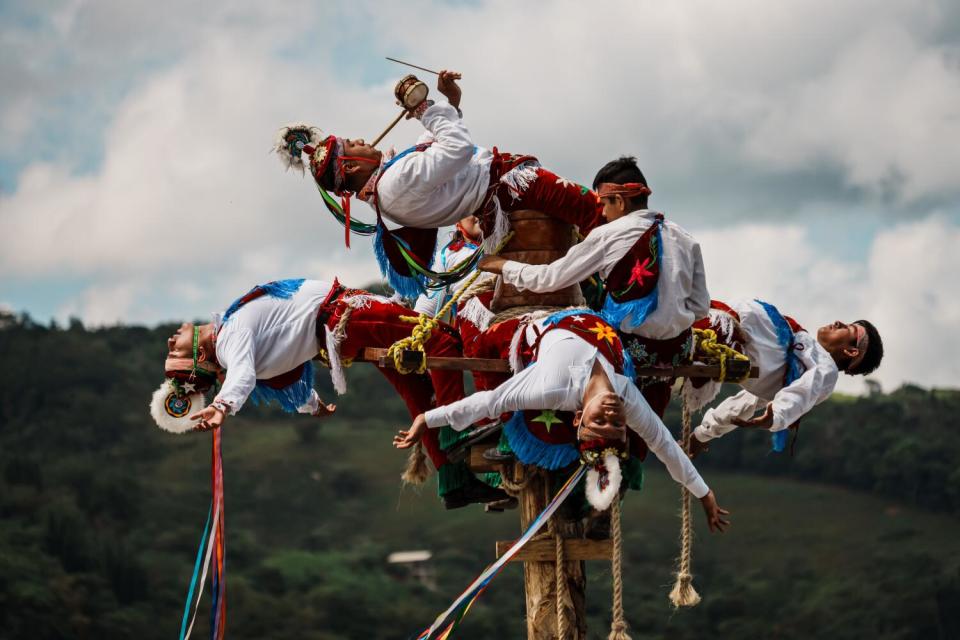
<box><xmin>597</xmin><ymin>182</ymin><xmax>652</xmax><ymax>199</ymax></box>
<box><xmin>847</xmin><ymin>323</ymin><xmax>870</xmax><ymax>373</ymax></box>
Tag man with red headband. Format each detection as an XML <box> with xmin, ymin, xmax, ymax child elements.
<box><xmin>150</xmin><ymin>277</ymin><xmax>508</xmax><ymax>508</ymax></box>
<box><xmin>275</xmin><ymin>71</ymin><xmax>604</xmax><ymax>297</ymax></box>
<box><xmin>686</xmin><ymin>299</ymin><xmax>884</xmax><ymax>456</ymax></box>
<box><xmin>480</xmin><ymin>156</ymin><xmax>710</xmax><ymax>417</ymax></box>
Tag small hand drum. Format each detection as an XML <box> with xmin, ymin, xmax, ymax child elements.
<box><xmin>394</xmin><ymin>74</ymin><xmax>429</xmax><ymax>110</ymax></box>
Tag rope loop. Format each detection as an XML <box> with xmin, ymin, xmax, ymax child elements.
<box><xmin>693</xmin><ymin>327</ymin><xmax>750</xmax><ymax>383</ymax></box>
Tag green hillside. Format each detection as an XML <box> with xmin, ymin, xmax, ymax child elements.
<box><xmin>1</xmin><ymin>316</ymin><xmax>958</xmax><ymax>639</ymax></box>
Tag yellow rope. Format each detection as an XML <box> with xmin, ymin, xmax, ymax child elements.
<box><xmin>316</xmin><ymin>349</ymin><xmax>353</xmax><ymax>369</ymax></box>
<box><xmin>386</xmin><ymin>231</ymin><xmax>515</xmax><ymax>375</ymax></box>
<box><xmin>693</xmin><ymin>328</ymin><xmax>750</xmax><ymax>382</ymax></box>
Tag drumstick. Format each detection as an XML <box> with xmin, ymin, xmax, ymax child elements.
<box><xmin>371</xmin><ymin>109</ymin><xmax>407</xmax><ymax>148</ymax></box>
<box><xmin>385</xmin><ymin>57</ymin><xmax>441</xmax><ymax>76</ymax></box>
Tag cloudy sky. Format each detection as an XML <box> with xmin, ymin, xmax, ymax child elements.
<box><xmin>1</xmin><ymin>0</ymin><xmax>958</xmax><ymax>393</ymax></box>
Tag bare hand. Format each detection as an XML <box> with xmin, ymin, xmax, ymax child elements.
<box><xmin>437</xmin><ymin>69</ymin><xmax>462</xmax><ymax>109</ymax></box>
<box><xmin>190</xmin><ymin>405</ymin><xmax>226</xmax><ymax>432</ymax></box>
<box><xmin>732</xmin><ymin>403</ymin><xmax>774</xmax><ymax>429</ymax></box>
<box><xmin>687</xmin><ymin>435</ymin><xmax>709</xmax><ymax>460</ymax></box>
<box><xmin>478</xmin><ymin>256</ymin><xmax>507</xmax><ymax>274</ymax></box>
<box><xmin>393</xmin><ymin>414</ymin><xmax>428</xmax><ymax>449</ymax></box>
<box><xmin>313</xmin><ymin>402</ymin><xmax>337</xmax><ymax>418</ymax></box>
<box><xmin>699</xmin><ymin>490</ymin><xmax>731</xmax><ymax>533</ymax></box>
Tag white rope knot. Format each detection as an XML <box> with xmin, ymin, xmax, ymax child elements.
<box><xmin>669</xmin><ymin>400</ymin><xmax>702</xmax><ymax>608</ymax></box>
<box><xmin>608</xmin><ymin>499</ymin><xmax>632</xmax><ymax>640</ymax></box>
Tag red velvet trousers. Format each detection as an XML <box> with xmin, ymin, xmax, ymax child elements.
<box><xmin>330</xmin><ymin>299</ymin><xmax>465</xmax><ymax>469</ymax></box>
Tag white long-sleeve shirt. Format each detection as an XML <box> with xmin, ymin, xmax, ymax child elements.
<box><xmin>213</xmin><ymin>279</ymin><xmax>334</xmax><ymax>415</ymax></box>
<box><xmin>424</xmin><ymin>321</ymin><xmax>710</xmax><ymax>498</ymax></box>
<box><xmin>413</xmin><ymin>236</ymin><xmax>491</xmax><ymax>317</ymax></box>
<box><xmin>694</xmin><ymin>299</ymin><xmax>839</xmax><ymax>441</ymax></box>
<box><xmin>500</xmin><ymin>211</ymin><xmax>710</xmax><ymax>340</ymax></box>
<box><xmin>375</xmin><ymin>102</ymin><xmax>493</xmax><ymax>229</ymax></box>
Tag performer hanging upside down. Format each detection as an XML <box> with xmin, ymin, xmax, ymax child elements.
<box><xmin>276</xmin><ymin>71</ymin><xmax>604</xmax><ymax>296</ymax></box>
<box><xmin>393</xmin><ymin>309</ymin><xmax>731</xmax><ymax>533</ymax></box>
<box><xmin>480</xmin><ymin>156</ymin><xmax>710</xmax><ymax>417</ymax></box>
<box><xmin>687</xmin><ymin>299</ymin><xmax>884</xmax><ymax>457</ymax></box>
<box><xmin>150</xmin><ymin>278</ymin><xmax>506</xmax><ymax>508</ymax></box>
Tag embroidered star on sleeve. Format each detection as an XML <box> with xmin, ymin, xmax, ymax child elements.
<box><xmin>571</xmin><ymin>315</ymin><xmax>586</xmax><ymax>323</ymax></box>
<box><xmin>531</xmin><ymin>410</ymin><xmax>563</xmax><ymax>433</ymax></box>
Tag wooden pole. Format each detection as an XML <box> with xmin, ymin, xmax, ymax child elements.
<box><xmin>516</xmin><ymin>464</ymin><xmax>586</xmax><ymax>640</ymax></box>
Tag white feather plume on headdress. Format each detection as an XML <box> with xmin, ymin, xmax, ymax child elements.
<box><xmin>585</xmin><ymin>453</ymin><xmax>622</xmax><ymax>512</ymax></box>
<box><xmin>149</xmin><ymin>380</ymin><xmax>206</xmax><ymax>434</ymax></box>
<box><xmin>274</xmin><ymin>123</ymin><xmax>323</xmax><ymax>174</ymax></box>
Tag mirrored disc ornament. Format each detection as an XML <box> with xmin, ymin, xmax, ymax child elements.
<box><xmin>150</xmin><ymin>380</ymin><xmax>206</xmax><ymax>434</ymax></box>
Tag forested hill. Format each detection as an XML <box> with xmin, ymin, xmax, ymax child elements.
<box><xmin>1</xmin><ymin>315</ymin><xmax>959</xmax><ymax>639</ymax></box>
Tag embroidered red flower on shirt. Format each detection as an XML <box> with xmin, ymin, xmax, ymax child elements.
<box><xmin>627</xmin><ymin>257</ymin><xmax>654</xmax><ymax>288</ymax></box>
<box><xmin>589</xmin><ymin>322</ymin><xmax>618</xmax><ymax>344</ymax></box>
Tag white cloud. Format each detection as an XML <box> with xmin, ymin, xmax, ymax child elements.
<box><xmin>0</xmin><ymin>38</ymin><xmax>386</xmax><ymax>277</ymax></box>
<box><xmin>742</xmin><ymin>23</ymin><xmax>960</xmax><ymax>203</ymax></box>
<box><xmin>56</xmin><ymin>280</ymin><xmax>137</xmax><ymax>326</ymax></box>
<box><xmin>861</xmin><ymin>216</ymin><xmax>960</xmax><ymax>390</ymax></box>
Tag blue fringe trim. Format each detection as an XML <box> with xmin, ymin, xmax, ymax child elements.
<box><xmin>542</xmin><ymin>307</ymin><xmax>598</xmax><ymax>327</ymax></box>
<box><xmin>621</xmin><ymin>347</ymin><xmax>637</xmax><ymax>380</ymax></box>
<box><xmin>248</xmin><ymin>361</ymin><xmax>315</xmax><ymax>413</ymax></box>
<box><xmin>601</xmin><ymin>285</ymin><xmax>659</xmax><ymax>330</ymax></box>
<box><xmin>373</xmin><ymin>224</ymin><xmax>428</xmax><ymax>299</ymax></box>
<box><xmin>503</xmin><ymin>411</ymin><xmax>579</xmax><ymax>471</ymax></box>
<box><xmin>223</xmin><ymin>278</ymin><xmax>305</xmax><ymax>322</ymax></box>
<box><xmin>755</xmin><ymin>299</ymin><xmax>803</xmax><ymax>454</ymax></box>
<box><xmin>771</xmin><ymin>429</ymin><xmax>788</xmax><ymax>453</ymax></box>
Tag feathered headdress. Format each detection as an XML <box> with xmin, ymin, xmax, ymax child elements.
<box><xmin>275</xmin><ymin>124</ymin><xmax>378</xmax><ymax>248</ymax></box>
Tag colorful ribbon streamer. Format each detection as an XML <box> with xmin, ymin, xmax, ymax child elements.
<box><xmin>209</xmin><ymin>429</ymin><xmax>226</xmax><ymax>640</ymax></box>
<box><xmin>416</xmin><ymin>464</ymin><xmax>587</xmax><ymax>640</ymax></box>
<box><xmin>178</xmin><ymin>430</ymin><xmax>227</xmax><ymax>640</ymax></box>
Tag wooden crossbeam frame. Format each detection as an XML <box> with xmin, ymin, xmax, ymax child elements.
<box><xmin>495</xmin><ymin>538</ymin><xmax>612</xmax><ymax>562</ymax></box>
<box><xmin>360</xmin><ymin>347</ymin><xmax>758</xmax><ymax>379</ymax></box>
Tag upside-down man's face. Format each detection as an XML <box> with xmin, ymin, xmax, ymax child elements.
<box><xmin>167</xmin><ymin>322</ymin><xmax>196</xmax><ymax>359</ymax></box>
<box><xmin>816</xmin><ymin>320</ymin><xmax>862</xmax><ymax>368</ymax></box>
<box><xmin>578</xmin><ymin>393</ymin><xmax>627</xmax><ymax>434</ymax></box>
